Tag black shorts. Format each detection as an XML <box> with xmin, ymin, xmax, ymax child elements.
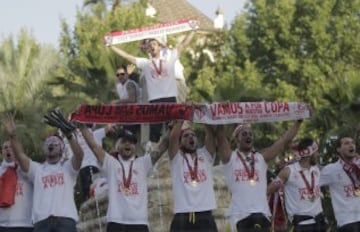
<box><xmin>236</xmin><ymin>213</ymin><xmax>271</xmax><ymax>232</ymax></box>
<box><xmin>337</xmin><ymin>221</ymin><xmax>360</xmax><ymax>232</ymax></box>
<box><xmin>106</xmin><ymin>222</ymin><xmax>149</xmax><ymax>232</ymax></box>
<box><xmin>292</xmin><ymin>213</ymin><xmax>328</xmax><ymax>232</ymax></box>
<box><xmin>170</xmin><ymin>211</ymin><xmax>218</xmax><ymax>232</ymax></box>
<box><xmin>0</xmin><ymin>227</ymin><xmax>33</xmax><ymax>232</ymax></box>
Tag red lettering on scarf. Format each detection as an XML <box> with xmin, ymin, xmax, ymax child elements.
<box><xmin>264</xmin><ymin>102</ymin><xmax>289</xmax><ymax>113</ymax></box>
<box><xmin>245</xmin><ymin>103</ymin><xmax>263</xmax><ymax>114</ymax></box>
<box><xmin>210</xmin><ymin>102</ymin><xmax>243</xmax><ymax>117</ymax></box>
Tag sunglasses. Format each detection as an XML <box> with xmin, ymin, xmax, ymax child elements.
<box><xmin>116</xmin><ymin>73</ymin><xmax>126</xmax><ymax>77</ymax></box>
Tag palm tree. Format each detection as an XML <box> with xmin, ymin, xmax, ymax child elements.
<box><xmin>0</xmin><ymin>29</ymin><xmax>63</xmax><ymax>156</ymax></box>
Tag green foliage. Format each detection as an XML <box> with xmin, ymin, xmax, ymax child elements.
<box><xmin>0</xmin><ymin>29</ymin><xmax>63</xmax><ymax>156</ymax></box>
<box><xmin>56</xmin><ymin>0</ymin><xmax>155</xmax><ymax>113</ymax></box>
<box><xmin>0</xmin><ymin>0</ymin><xmax>359</xmax><ymax>228</ymax></box>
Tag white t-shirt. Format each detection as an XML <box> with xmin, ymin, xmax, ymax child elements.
<box><xmin>160</xmin><ymin>48</ymin><xmax>185</xmax><ymax>81</ymax></box>
<box><xmin>284</xmin><ymin>163</ymin><xmax>323</xmax><ymax>224</ymax></box>
<box><xmin>170</xmin><ymin>147</ymin><xmax>217</xmax><ymax>213</ymax></box>
<box><xmin>64</xmin><ymin>128</ymin><xmax>105</xmax><ymax>169</ymax></box>
<box><xmin>135</xmin><ymin>49</ymin><xmax>178</xmax><ymax>101</ymax></box>
<box><xmin>223</xmin><ymin>151</ymin><xmax>271</xmax><ymax>227</ymax></box>
<box><xmin>320</xmin><ymin>159</ymin><xmax>360</xmax><ymax>227</ymax></box>
<box><xmin>28</xmin><ymin>159</ymin><xmax>79</xmax><ymax>223</ymax></box>
<box><xmin>116</xmin><ymin>79</ymin><xmax>142</xmax><ymax>103</ymax></box>
<box><xmin>102</xmin><ymin>152</ymin><xmax>152</xmax><ymax>225</ymax></box>
<box><xmin>0</xmin><ymin>165</ymin><xmax>33</xmax><ymax>227</ymax></box>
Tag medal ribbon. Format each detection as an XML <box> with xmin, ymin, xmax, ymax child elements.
<box><xmin>299</xmin><ymin>170</ymin><xmax>315</xmax><ymax>195</ymax></box>
<box><xmin>118</xmin><ymin>158</ymin><xmax>134</xmax><ymax>189</ymax></box>
<box><xmin>151</xmin><ymin>59</ymin><xmax>162</xmax><ymax>76</ymax></box>
<box><xmin>237</xmin><ymin>150</ymin><xmax>255</xmax><ymax>180</ymax></box>
<box><xmin>182</xmin><ymin>152</ymin><xmax>198</xmax><ymax>181</ymax></box>
<box><xmin>340</xmin><ymin>158</ymin><xmax>360</xmax><ymax>191</ymax></box>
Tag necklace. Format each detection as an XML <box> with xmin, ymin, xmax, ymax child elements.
<box><xmin>118</xmin><ymin>157</ymin><xmax>134</xmax><ymax>195</ymax></box>
<box><xmin>151</xmin><ymin>59</ymin><xmax>162</xmax><ymax>76</ymax></box>
<box><xmin>182</xmin><ymin>152</ymin><xmax>198</xmax><ymax>187</ymax></box>
<box><xmin>237</xmin><ymin>150</ymin><xmax>256</xmax><ymax>186</ymax></box>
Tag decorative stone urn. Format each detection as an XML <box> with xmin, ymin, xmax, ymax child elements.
<box><xmin>77</xmin><ymin>155</ymin><xmax>232</xmax><ymax>232</ymax></box>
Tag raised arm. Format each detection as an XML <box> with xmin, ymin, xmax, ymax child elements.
<box><xmin>216</xmin><ymin>125</ymin><xmax>232</xmax><ymax>164</ymax></box>
<box><xmin>204</xmin><ymin>124</ymin><xmax>216</xmax><ymax>157</ymax></box>
<box><xmin>267</xmin><ymin>167</ymin><xmax>290</xmax><ymax>195</ymax></box>
<box><xmin>176</xmin><ymin>31</ymin><xmax>195</xmax><ymax>54</ymax></box>
<box><xmin>79</xmin><ymin>124</ymin><xmax>106</xmax><ymax>164</ymax></box>
<box><xmin>2</xmin><ymin>114</ymin><xmax>30</xmax><ymax>172</ymax></box>
<box><xmin>150</xmin><ymin>125</ymin><xmax>171</xmax><ymax>165</ymax></box>
<box><xmin>262</xmin><ymin>120</ymin><xmax>302</xmax><ymax>163</ymax></box>
<box><xmin>67</xmin><ymin>134</ymin><xmax>84</xmax><ymax>171</ymax></box>
<box><xmin>110</xmin><ymin>46</ymin><xmax>137</xmax><ymax>64</ymax></box>
<box><xmin>168</xmin><ymin>120</ymin><xmax>183</xmax><ymax>160</ymax></box>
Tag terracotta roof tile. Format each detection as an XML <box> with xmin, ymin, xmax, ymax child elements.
<box><xmin>148</xmin><ymin>0</ymin><xmax>215</xmax><ymax>31</ymax></box>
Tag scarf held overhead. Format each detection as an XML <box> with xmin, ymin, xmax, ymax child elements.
<box><xmin>70</xmin><ymin>102</ymin><xmax>311</xmax><ymax>124</ymax></box>
<box><xmin>70</xmin><ymin>103</ymin><xmax>193</xmax><ymax>124</ymax></box>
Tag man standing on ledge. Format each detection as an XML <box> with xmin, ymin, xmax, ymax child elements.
<box><xmin>108</xmin><ymin>31</ymin><xmax>194</xmax><ymax>145</ymax></box>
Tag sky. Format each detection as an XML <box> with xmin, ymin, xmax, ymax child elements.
<box><xmin>0</xmin><ymin>0</ymin><xmax>245</xmax><ymax>47</ymax></box>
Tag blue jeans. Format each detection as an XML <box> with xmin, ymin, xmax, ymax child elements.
<box><xmin>34</xmin><ymin>216</ymin><xmax>77</xmax><ymax>232</ymax></box>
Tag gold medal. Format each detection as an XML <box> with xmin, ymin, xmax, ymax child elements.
<box><xmin>308</xmin><ymin>194</ymin><xmax>316</xmax><ymax>202</ymax></box>
<box><xmin>123</xmin><ymin>188</ymin><xmax>131</xmax><ymax>196</ymax></box>
<box><xmin>354</xmin><ymin>189</ymin><xmax>360</xmax><ymax>197</ymax></box>
<box><xmin>190</xmin><ymin>180</ymin><xmax>198</xmax><ymax>187</ymax></box>
<box><xmin>249</xmin><ymin>179</ymin><xmax>256</xmax><ymax>186</ymax></box>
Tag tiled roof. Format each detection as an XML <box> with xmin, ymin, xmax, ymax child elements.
<box><xmin>148</xmin><ymin>0</ymin><xmax>215</xmax><ymax>31</ymax></box>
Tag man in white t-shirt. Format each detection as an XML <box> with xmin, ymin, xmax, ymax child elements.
<box><xmin>79</xmin><ymin>125</ymin><xmax>169</xmax><ymax>232</ymax></box>
<box><xmin>2</xmin><ymin>112</ymin><xmax>84</xmax><ymax>232</ymax></box>
<box><xmin>109</xmin><ymin>31</ymin><xmax>194</xmax><ymax>144</ymax></box>
<box><xmin>113</xmin><ymin>64</ymin><xmax>142</xmax><ymax>136</ymax></box>
<box><xmin>167</xmin><ymin>121</ymin><xmax>218</xmax><ymax>232</ymax></box>
<box><xmin>0</xmin><ymin>140</ymin><xmax>33</xmax><ymax>232</ymax></box>
<box><xmin>216</xmin><ymin>121</ymin><xmax>302</xmax><ymax>232</ymax></box>
<box><xmin>320</xmin><ymin>133</ymin><xmax>360</xmax><ymax>232</ymax></box>
<box><xmin>114</xmin><ymin>64</ymin><xmax>142</xmax><ymax>105</ymax></box>
<box><xmin>268</xmin><ymin>137</ymin><xmax>328</xmax><ymax>232</ymax></box>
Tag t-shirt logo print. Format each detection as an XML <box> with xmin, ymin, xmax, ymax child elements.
<box><xmin>194</xmin><ymin>107</ymin><xmax>206</xmax><ymax>120</ymax></box>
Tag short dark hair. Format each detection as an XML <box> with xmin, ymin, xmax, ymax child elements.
<box><xmin>298</xmin><ymin>137</ymin><xmax>314</xmax><ymax>150</ymax></box>
<box><xmin>336</xmin><ymin>133</ymin><xmax>354</xmax><ymax>148</ymax></box>
<box><xmin>118</xmin><ymin>129</ymin><xmax>137</xmax><ymax>144</ymax></box>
